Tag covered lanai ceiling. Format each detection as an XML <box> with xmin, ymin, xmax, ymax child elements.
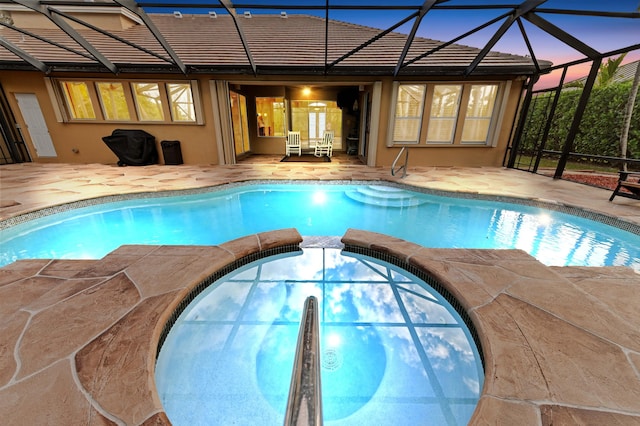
<box><xmin>0</xmin><ymin>0</ymin><xmax>637</xmax><ymax>82</ymax></box>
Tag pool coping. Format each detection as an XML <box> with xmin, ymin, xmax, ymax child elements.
<box><xmin>1</xmin><ymin>228</ymin><xmax>639</xmax><ymax>424</ymax></box>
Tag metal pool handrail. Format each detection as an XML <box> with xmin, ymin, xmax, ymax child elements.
<box><xmin>391</xmin><ymin>146</ymin><xmax>409</xmax><ymax>178</ymax></box>
<box><xmin>284</xmin><ymin>296</ymin><xmax>323</xmax><ymax>426</ymax></box>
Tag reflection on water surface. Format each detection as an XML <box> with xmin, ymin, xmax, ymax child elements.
<box><xmin>155</xmin><ymin>248</ymin><xmax>484</xmax><ymax>426</ymax></box>
<box><xmin>1</xmin><ymin>183</ymin><xmax>638</xmax><ymax>271</ymax></box>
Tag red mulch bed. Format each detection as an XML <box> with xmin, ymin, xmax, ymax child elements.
<box><xmin>537</xmin><ymin>169</ymin><xmax>640</xmax><ymax>195</ymax></box>
<box><xmin>561</xmin><ymin>173</ymin><xmax>620</xmax><ymax>191</ymax></box>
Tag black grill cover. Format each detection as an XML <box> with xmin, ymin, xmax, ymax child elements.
<box><xmin>102</xmin><ymin>129</ymin><xmax>158</xmax><ymax>166</ymax></box>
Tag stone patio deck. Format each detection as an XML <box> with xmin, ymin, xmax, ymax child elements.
<box><xmin>0</xmin><ymin>160</ymin><xmax>639</xmax><ymax>425</ymax></box>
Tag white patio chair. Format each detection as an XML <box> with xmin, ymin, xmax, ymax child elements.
<box><xmin>285</xmin><ymin>131</ymin><xmax>301</xmax><ymax>156</ymax></box>
<box><xmin>314</xmin><ymin>130</ymin><xmax>334</xmax><ymax>157</ymax></box>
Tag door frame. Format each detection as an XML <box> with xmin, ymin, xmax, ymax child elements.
<box><xmin>14</xmin><ymin>92</ymin><xmax>57</xmax><ymax>158</ymax></box>
<box><xmin>0</xmin><ymin>83</ymin><xmax>30</xmax><ymax>164</ymax></box>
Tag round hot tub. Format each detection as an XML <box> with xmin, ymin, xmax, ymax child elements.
<box><xmin>155</xmin><ymin>246</ymin><xmax>484</xmax><ymax>425</ymax></box>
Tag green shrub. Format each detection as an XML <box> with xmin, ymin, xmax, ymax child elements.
<box><xmin>523</xmin><ymin>81</ymin><xmax>640</xmax><ymax>161</ymax></box>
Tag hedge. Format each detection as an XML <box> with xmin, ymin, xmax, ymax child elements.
<box><xmin>520</xmin><ymin>81</ymin><xmax>640</xmax><ymax>161</ymax></box>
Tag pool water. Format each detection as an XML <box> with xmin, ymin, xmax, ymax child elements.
<box><xmin>0</xmin><ymin>183</ymin><xmax>638</xmax><ymax>271</ymax></box>
<box><xmin>155</xmin><ymin>248</ymin><xmax>484</xmax><ymax>425</ymax></box>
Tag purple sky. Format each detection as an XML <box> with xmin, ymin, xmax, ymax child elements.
<box><xmin>328</xmin><ymin>0</ymin><xmax>640</xmax><ymax>88</ymax></box>
<box><xmin>148</xmin><ymin>1</ymin><xmax>639</xmax><ymax>89</ymax></box>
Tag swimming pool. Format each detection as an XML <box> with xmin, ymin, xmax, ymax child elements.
<box><xmin>155</xmin><ymin>247</ymin><xmax>484</xmax><ymax>425</ymax></box>
<box><xmin>1</xmin><ymin>182</ymin><xmax>638</xmax><ymax>271</ymax></box>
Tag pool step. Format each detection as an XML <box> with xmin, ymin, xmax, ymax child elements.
<box><xmin>345</xmin><ymin>185</ymin><xmax>426</xmax><ymax>207</ymax></box>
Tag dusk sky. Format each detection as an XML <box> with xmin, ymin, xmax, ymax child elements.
<box><xmin>329</xmin><ymin>0</ymin><xmax>640</xmax><ymax>88</ymax></box>
<box><xmin>145</xmin><ymin>0</ymin><xmax>640</xmax><ymax>89</ymax></box>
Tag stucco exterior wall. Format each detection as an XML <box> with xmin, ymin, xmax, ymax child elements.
<box><xmin>3</xmin><ymin>7</ymin><xmax>141</xmax><ymax>30</ymax></box>
<box><xmin>0</xmin><ymin>71</ymin><xmax>221</xmax><ymax>165</ymax></box>
<box><xmin>0</xmin><ymin>70</ymin><xmax>525</xmax><ymax>168</ymax></box>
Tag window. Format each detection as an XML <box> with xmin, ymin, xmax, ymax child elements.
<box><xmin>132</xmin><ymin>83</ymin><xmax>164</xmax><ymax>121</ymax></box>
<box><xmin>96</xmin><ymin>82</ymin><xmax>130</xmax><ymax>121</ymax></box>
<box><xmin>167</xmin><ymin>83</ymin><xmax>196</xmax><ymax>122</ymax></box>
<box><xmin>256</xmin><ymin>97</ymin><xmax>285</xmax><ymax>137</ymax></box>
<box><xmin>53</xmin><ymin>78</ymin><xmax>201</xmax><ymax>124</ymax></box>
<box><xmin>391</xmin><ymin>82</ymin><xmax>502</xmax><ymax>146</ymax></box>
<box><xmin>427</xmin><ymin>85</ymin><xmax>461</xmax><ymax>144</ymax></box>
<box><xmin>392</xmin><ymin>84</ymin><xmax>425</xmax><ymax>144</ymax></box>
<box><xmin>461</xmin><ymin>84</ymin><xmax>498</xmax><ymax>144</ymax></box>
<box><xmin>61</xmin><ymin>81</ymin><xmax>96</xmax><ymax>119</ymax></box>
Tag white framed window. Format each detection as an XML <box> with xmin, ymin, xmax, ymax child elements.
<box><xmin>390</xmin><ymin>82</ymin><xmax>504</xmax><ymax>147</ymax></box>
<box><xmin>461</xmin><ymin>84</ymin><xmax>498</xmax><ymax>144</ymax></box>
<box><xmin>426</xmin><ymin>85</ymin><xmax>462</xmax><ymax>144</ymax></box>
<box><xmin>53</xmin><ymin>78</ymin><xmax>202</xmax><ymax>124</ymax></box>
<box><xmin>392</xmin><ymin>84</ymin><xmax>426</xmax><ymax>144</ymax></box>
<box><xmin>132</xmin><ymin>82</ymin><xmax>165</xmax><ymax>121</ymax></box>
<box><xmin>167</xmin><ymin>83</ymin><xmax>196</xmax><ymax>122</ymax></box>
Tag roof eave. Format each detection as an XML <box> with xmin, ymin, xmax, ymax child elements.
<box><xmin>0</xmin><ymin>61</ymin><xmax>547</xmax><ymax>78</ymax></box>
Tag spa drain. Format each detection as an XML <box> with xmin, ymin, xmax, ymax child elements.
<box><xmin>322</xmin><ymin>348</ymin><xmax>342</xmax><ymax>371</ymax></box>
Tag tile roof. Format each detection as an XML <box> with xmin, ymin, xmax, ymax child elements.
<box><xmin>0</xmin><ymin>13</ymin><xmax>549</xmax><ymax>76</ymax></box>
<box><xmin>615</xmin><ymin>60</ymin><xmax>640</xmax><ymax>83</ymax></box>
<box><xmin>565</xmin><ymin>60</ymin><xmax>640</xmax><ymax>87</ymax></box>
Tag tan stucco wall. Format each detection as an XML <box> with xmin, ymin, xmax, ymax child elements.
<box><xmin>0</xmin><ymin>71</ymin><xmax>220</xmax><ymax>165</ymax></box>
<box><xmin>3</xmin><ymin>7</ymin><xmax>141</xmax><ymax>30</ymax></box>
<box><xmin>0</xmin><ymin>71</ymin><xmax>525</xmax><ymax>167</ymax></box>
